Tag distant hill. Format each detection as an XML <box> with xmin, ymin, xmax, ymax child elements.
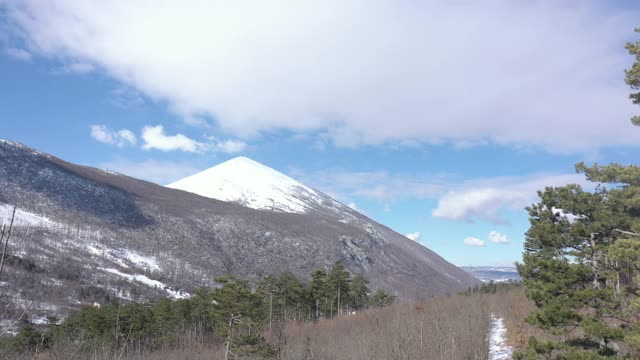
<box><xmin>462</xmin><ymin>266</ymin><xmax>521</xmax><ymax>283</ymax></box>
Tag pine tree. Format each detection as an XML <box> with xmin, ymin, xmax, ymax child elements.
<box><xmin>517</xmin><ymin>183</ymin><xmax>629</xmax><ymax>356</ymax></box>
<box><xmin>627</xmin><ymin>28</ymin><xmax>640</xmax><ymax>126</ymax></box>
<box><xmin>349</xmin><ymin>274</ymin><xmax>370</xmax><ymax>310</ymax></box>
<box><xmin>327</xmin><ymin>262</ymin><xmax>351</xmax><ymax>316</ymax></box>
<box><xmin>371</xmin><ymin>289</ymin><xmax>395</xmax><ymax>307</ymax></box>
<box><xmin>518</xmin><ymin>27</ymin><xmax>640</xmax><ymax>358</ymax></box>
<box><xmin>309</xmin><ymin>270</ymin><xmax>328</xmax><ymax>318</ymax></box>
<box><xmin>276</xmin><ymin>272</ymin><xmax>303</xmax><ymax>320</ymax></box>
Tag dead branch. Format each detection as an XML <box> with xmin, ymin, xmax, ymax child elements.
<box><xmin>0</xmin><ymin>301</ymin><xmax>33</xmax><ymax>337</ymax></box>
<box><xmin>613</xmin><ymin>229</ymin><xmax>640</xmax><ymax>237</ymax></box>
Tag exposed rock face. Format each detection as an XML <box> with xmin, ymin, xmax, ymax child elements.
<box><xmin>0</xmin><ymin>139</ymin><xmax>479</xmax><ymax>320</ymax></box>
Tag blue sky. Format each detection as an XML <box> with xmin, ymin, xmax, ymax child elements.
<box><xmin>1</xmin><ymin>1</ymin><xmax>640</xmax><ymax>266</ymax></box>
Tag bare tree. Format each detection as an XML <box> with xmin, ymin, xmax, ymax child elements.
<box><xmin>0</xmin><ymin>206</ymin><xmax>33</xmax><ymax>337</ymax></box>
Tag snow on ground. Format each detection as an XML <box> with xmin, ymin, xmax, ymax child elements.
<box><xmin>30</xmin><ymin>315</ymin><xmax>49</xmax><ymax>325</ymax></box>
<box><xmin>167</xmin><ymin>156</ymin><xmax>352</xmax><ymax>216</ymax></box>
<box><xmin>123</xmin><ymin>250</ymin><xmax>160</xmax><ymax>271</ymax></box>
<box><xmin>0</xmin><ymin>203</ymin><xmax>55</xmax><ymax>227</ymax></box>
<box><xmin>489</xmin><ymin>314</ymin><xmax>513</xmax><ymax>360</ymax></box>
<box><xmin>101</xmin><ymin>268</ymin><xmax>189</xmax><ymax>299</ymax></box>
<box><xmin>87</xmin><ymin>244</ymin><xmax>160</xmax><ymax>271</ymax></box>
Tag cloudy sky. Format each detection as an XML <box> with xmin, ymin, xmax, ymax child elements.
<box><xmin>1</xmin><ymin>0</ymin><xmax>639</xmax><ymax>266</ymax></box>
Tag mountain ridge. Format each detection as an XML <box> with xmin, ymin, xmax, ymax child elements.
<box><xmin>0</xmin><ymin>139</ymin><xmax>479</xmax><ymax>321</ymax></box>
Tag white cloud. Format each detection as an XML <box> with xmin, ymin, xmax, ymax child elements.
<box><xmin>5</xmin><ymin>47</ymin><xmax>31</xmax><ymax>61</ymax></box>
<box><xmin>488</xmin><ymin>230</ymin><xmax>509</xmax><ymax>244</ymax></box>
<box><xmin>347</xmin><ymin>202</ymin><xmax>359</xmax><ymax>211</ymax></box>
<box><xmin>90</xmin><ymin>124</ymin><xmax>137</xmax><ymax>147</ymax></box>
<box><xmin>64</xmin><ymin>62</ymin><xmax>94</xmax><ymax>74</ymax></box>
<box><xmin>293</xmin><ymin>169</ymin><xmax>444</xmax><ymax>203</ymax></box>
<box><xmin>141</xmin><ymin>125</ymin><xmax>247</xmax><ymax>154</ymax></box>
<box><xmin>110</xmin><ymin>86</ymin><xmax>145</xmax><ymax>108</ymax></box>
<box><xmin>4</xmin><ymin>1</ymin><xmax>639</xmax><ymax>152</ymax></box>
<box><xmin>141</xmin><ymin>125</ymin><xmax>202</xmax><ymax>152</ymax></box>
<box><xmin>431</xmin><ymin>174</ymin><xmax>588</xmax><ymax>224</ymax></box>
<box><xmin>405</xmin><ymin>232</ymin><xmax>422</xmax><ymax>242</ymax></box>
<box><xmin>432</xmin><ymin>189</ymin><xmax>526</xmax><ymax>224</ymax></box>
<box><xmin>98</xmin><ymin>159</ymin><xmax>201</xmax><ymax>185</ymax></box>
<box><xmin>463</xmin><ymin>237</ymin><xmax>485</xmax><ymax>247</ymax></box>
<box><xmin>215</xmin><ymin>139</ymin><xmax>247</xmax><ymax>154</ymax></box>
<box><xmin>295</xmin><ymin>168</ymin><xmax>587</xmax><ymax>224</ymax></box>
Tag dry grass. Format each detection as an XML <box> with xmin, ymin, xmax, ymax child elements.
<box><xmin>269</xmin><ymin>293</ymin><xmax>491</xmax><ymax>360</ymax></box>
<box><xmin>16</xmin><ymin>289</ymin><xmax>543</xmax><ymax>360</ymax></box>
<box><xmin>486</xmin><ymin>287</ymin><xmax>562</xmax><ymax>351</ymax></box>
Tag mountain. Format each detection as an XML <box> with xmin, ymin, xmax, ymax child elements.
<box><xmin>0</xmin><ymin>139</ymin><xmax>479</xmax><ymax>322</ymax></box>
<box><xmin>168</xmin><ymin>156</ymin><xmax>342</xmax><ymax>214</ymax></box>
<box><xmin>462</xmin><ymin>266</ymin><xmax>521</xmax><ymax>283</ymax></box>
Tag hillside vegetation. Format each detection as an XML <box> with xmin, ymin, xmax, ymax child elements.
<box><xmin>1</xmin><ymin>280</ymin><xmax>521</xmax><ymax>359</ymax></box>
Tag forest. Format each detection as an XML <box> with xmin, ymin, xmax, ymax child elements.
<box><xmin>0</xmin><ymin>262</ymin><xmax>398</xmax><ymax>359</ymax></box>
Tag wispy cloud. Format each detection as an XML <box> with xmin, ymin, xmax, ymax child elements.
<box><xmin>4</xmin><ymin>1</ymin><xmax>639</xmax><ymax>152</ymax></box>
<box><xmin>141</xmin><ymin>125</ymin><xmax>247</xmax><ymax>154</ymax></box>
<box><xmin>488</xmin><ymin>231</ymin><xmax>509</xmax><ymax>244</ymax></box>
<box><xmin>214</xmin><ymin>139</ymin><xmax>247</xmax><ymax>154</ymax></box>
<box><xmin>90</xmin><ymin>124</ymin><xmax>137</xmax><ymax>147</ymax></box>
<box><xmin>405</xmin><ymin>232</ymin><xmax>422</xmax><ymax>242</ymax></box>
<box><xmin>141</xmin><ymin>125</ymin><xmax>202</xmax><ymax>152</ymax></box>
<box><xmin>463</xmin><ymin>237</ymin><xmax>485</xmax><ymax>247</ymax></box>
<box><xmin>110</xmin><ymin>86</ymin><xmax>145</xmax><ymax>108</ymax></box>
<box><xmin>63</xmin><ymin>62</ymin><xmax>94</xmax><ymax>74</ymax></box>
<box><xmin>295</xmin><ymin>168</ymin><xmax>587</xmax><ymax>224</ymax></box>
<box><xmin>98</xmin><ymin>159</ymin><xmax>202</xmax><ymax>185</ymax></box>
<box><xmin>5</xmin><ymin>47</ymin><xmax>31</xmax><ymax>61</ymax></box>
<box><xmin>431</xmin><ymin>174</ymin><xmax>588</xmax><ymax>224</ymax></box>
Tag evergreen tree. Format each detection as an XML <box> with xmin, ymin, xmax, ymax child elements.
<box><xmin>518</xmin><ymin>184</ymin><xmax>628</xmax><ymax>356</ymax></box>
<box><xmin>309</xmin><ymin>269</ymin><xmax>328</xmax><ymax>318</ymax></box>
<box><xmin>327</xmin><ymin>262</ymin><xmax>351</xmax><ymax>316</ymax></box>
<box><xmin>276</xmin><ymin>272</ymin><xmax>304</xmax><ymax>320</ymax></box>
<box><xmin>627</xmin><ymin>28</ymin><xmax>640</xmax><ymax>126</ymax></box>
<box><xmin>518</xmin><ymin>27</ymin><xmax>640</xmax><ymax>358</ymax></box>
<box><xmin>349</xmin><ymin>274</ymin><xmax>370</xmax><ymax>310</ymax></box>
<box><xmin>371</xmin><ymin>289</ymin><xmax>395</xmax><ymax>307</ymax></box>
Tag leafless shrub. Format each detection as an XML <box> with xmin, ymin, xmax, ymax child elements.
<box><xmin>268</xmin><ymin>292</ymin><xmax>491</xmax><ymax>360</ymax></box>
<box><xmin>487</xmin><ymin>287</ymin><xmax>563</xmax><ymax>350</ymax></box>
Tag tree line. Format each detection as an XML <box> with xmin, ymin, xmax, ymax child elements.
<box><xmin>0</xmin><ymin>262</ymin><xmax>395</xmax><ymax>357</ymax></box>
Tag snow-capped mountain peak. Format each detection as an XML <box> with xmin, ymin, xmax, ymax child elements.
<box><xmin>167</xmin><ymin>156</ymin><xmax>335</xmax><ymax>214</ymax></box>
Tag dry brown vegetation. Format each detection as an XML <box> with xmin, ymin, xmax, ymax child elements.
<box><xmin>8</xmin><ymin>287</ymin><xmax>543</xmax><ymax>360</ymax></box>
<box><xmin>270</xmin><ymin>293</ymin><xmax>491</xmax><ymax>360</ymax></box>
<box><xmin>487</xmin><ymin>288</ymin><xmax>562</xmax><ymax>352</ymax></box>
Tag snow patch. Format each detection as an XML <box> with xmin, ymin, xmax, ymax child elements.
<box><xmin>101</xmin><ymin>268</ymin><xmax>189</xmax><ymax>299</ymax></box>
<box><xmin>489</xmin><ymin>314</ymin><xmax>513</xmax><ymax>360</ymax></box>
<box><xmin>0</xmin><ymin>204</ymin><xmax>55</xmax><ymax>227</ymax></box>
<box><xmin>0</xmin><ymin>139</ymin><xmax>49</xmax><ymax>158</ymax></box>
<box><xmin>124</xmin><ymin>250</ymin><xmax>160</xmax><ymax>271</ymax></box>
<box><xmin>167</xmin><ymin>156</ymin><xmax>346</xmax><ymax>214</ymax></box>
<box><xmin>31</xmin><ymin>315</ymin><xmax>49</xmax><ymax>325</ymax></box>
<box><xmin>87</xmin><ymin>244</ymin><xmax>160</xmax><ymax>271</ymax></box>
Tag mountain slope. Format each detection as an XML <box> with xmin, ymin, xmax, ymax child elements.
<box><xmin>0</xmin><ymin>139</ymin><xmax>479</xmax><ymax>321</ymax></box>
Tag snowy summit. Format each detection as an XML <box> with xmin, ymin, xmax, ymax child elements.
<box><xmin>167</xmin><ymin>156</ymin><xmax>331</xmax><ymax>214</ymax></box>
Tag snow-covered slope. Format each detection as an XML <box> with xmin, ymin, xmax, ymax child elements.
<box><xmin>168</xmin><ymin>156</ymin><xmax>340</xmax><ymax>214</ymax></box>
